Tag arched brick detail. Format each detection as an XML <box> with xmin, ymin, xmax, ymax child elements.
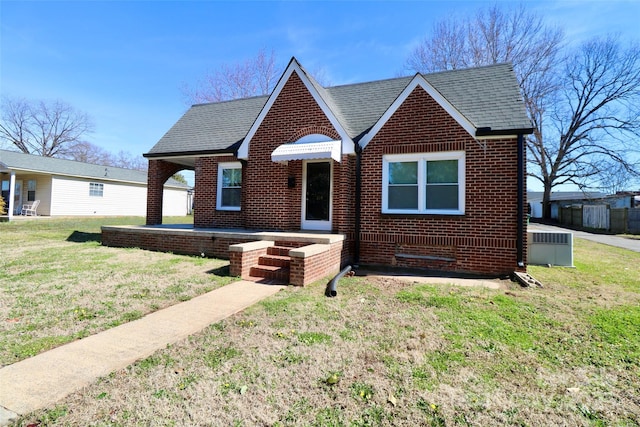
<box><xmin>286</xmin><ymin>126</ymin><xmax>340</xmax><ymax>143</ymax></box>
<box><xmin>146</xmin><ymin>159</ymin><xmax>184</xmax><ymax>225</ymax></box>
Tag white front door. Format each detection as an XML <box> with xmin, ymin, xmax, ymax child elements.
<box><xmin>301</xmin><ymin>160</ymin><xmax>332</xmax><ymax>231</ymax></box>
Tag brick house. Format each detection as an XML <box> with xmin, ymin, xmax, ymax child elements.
<box><xmin>104</xmin><ymin>58</ymin><xmax>532</xmax><ymax>284</ymax></box>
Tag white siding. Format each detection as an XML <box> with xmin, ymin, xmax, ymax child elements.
<box><xmin>49</xmin><ymin>175</ymin><xmax>189</xmax><ymax>217</ymax></box>
<box><xmin>163</xmin><ymin>187</ymin><xmax>190</xmax><ymax>216</ymax></box>
<box><xmin>51</xmin><ymin>176</ymin><xmax>147</xmax><ymax>216</ymax></box>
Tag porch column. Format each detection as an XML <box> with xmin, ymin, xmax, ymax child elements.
<box><xmin>146</xmin><ymin>159</ymin><xmax>183</xmax><ymax>225</ymax></box>
<box><xmin>146</xmin><ymin>160</ymin><xmax>165</xmax><ymax>225</ymax></box>
<box><xmin>8</xmin><ymin>171</ymin><xmax>16</xmax><ymax>219</ymax></box>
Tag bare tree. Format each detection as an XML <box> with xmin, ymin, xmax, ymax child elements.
<box><xmin>110</xmin><ymin>150</ymin><xmax>148</xmax><ymax>170</ymax></box>
<box><xmin>182</xmin><ymin>48</ymin><xmax>282</xmax><ymax>104</ymax></box>
<box><xmin>405</xmin><ymin>4</ymin><xmax>563</xmax><ymax>97</ymax></box>
<box><xmin>64</xmin><ymin>141</ymin><xmax>148</xmax><ymax>171</ymax></box>
<box><xmin>595</xmin><ymin>161</ymin><xmax>639</xmax><ymax>195</ymax></box>
<box><xmin>64</xmin><ymin>141</ymin><xmax>113</xmax><ymax>165</ymax></box>
<box><xmin>529</xmin><ymin>36</ymin><xmax>640</xmax><ymax>216</ymax></box>
<box><xmin>405</xmin><ymin>5</ymin><xmax>564</xmax><ymax>190</ymax></box>
<box><xmin>406</xmin><ymin>4</ymin><xmax>640</xmax><ymax>218</ymax></box>
<box><xmin>0</xmin><ymin>97</ymin><xmax>94</xmax><ymax>157</ymax></box>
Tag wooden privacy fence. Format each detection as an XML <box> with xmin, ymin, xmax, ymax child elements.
<box><xmin>559</xmin><ymin>205</ymin><xmax>640</xmax><ymax>234</ymax></box>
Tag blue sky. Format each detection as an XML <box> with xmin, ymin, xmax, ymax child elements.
<box><xmin>1</xmin><ymin>0</ymin><xmax>639</xmax><ymax>189</ymax></box>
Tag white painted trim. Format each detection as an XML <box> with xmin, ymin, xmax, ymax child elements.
<box><xmin>359</xmin><ymin>75</ymin><xmax>477</xmax><ymax>150</ymax></box>
<box><xmin>301</xmin><ymin>160</ymin><xmax>333</xmax><ymax>231</ymax></box>
<box><xmin>216</xmin><ymin>161</ymin><xmax>242</xmax><ymax>211</ymax></box>
<box><xmin>237</xmin><ymin>58</ymin><xmax>354</xmax><ymax>160</ymax></box>
<box><xmin>7</xmin><ymin>171</ymin><xmax>16</xmax><ymax>218</ymax></box>
<box><xmin>381</xmin><ymin>151</ymin><xmax>465</xmax><ymax>215</ymax></box>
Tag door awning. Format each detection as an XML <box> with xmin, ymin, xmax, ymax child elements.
<box><xmin>271</xmin><ymin>140</ymin><xmax>342</xmax><ymax>163</ymax></box>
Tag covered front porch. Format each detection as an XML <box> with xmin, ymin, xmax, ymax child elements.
<box><xmin>101</xmin><ymin>224</ymin><xmax>347</xmax><ymax>287</ymax></box>
<box><xmin>1</xmin><ymin>170</ymin><xmax>46</xmax><ymax>219</ymax></box>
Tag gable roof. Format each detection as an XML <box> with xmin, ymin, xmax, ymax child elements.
<box><xmin>238</xmin><ymin>58</ymin><xmax>355</xmax><ymax>159</ymax></box>
<box><xmin>146</xmin><ymin>95</ymin><xmax>268</xmax><ymax>158</ymax></box>
<box><xmin>145</xmin><ymin>59</ymin><xmax>532</xmax><ymax>159</ymax></box>
<box><xmin>0</xmin><ymin>149</ymin><xmax>186</xmax><ymax>188</ymax></box>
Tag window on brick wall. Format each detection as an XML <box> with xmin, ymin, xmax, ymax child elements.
<box><xmin>89</xmin><ymin>182</ymin><xmax>104</xmax><ymax>197</ymax></box>
<box><xmin>217</xmin><ymin>162</ymin><xmax>242</xmax><ymax>211</ymax></box>
<box><xmin>382</xmin><ymin>151</ymin><xmax>465</xmax><ymax>215</ymax></box>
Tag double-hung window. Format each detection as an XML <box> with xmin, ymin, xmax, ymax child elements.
<box><xmin>216</xmin><ymin>162</ymin><xmax>242</xmax><ymax>211</ymax></box>
<box><xmin>382</xmin><ymin>151</ymin><xmax>465</xmax><ymax>215</ymax></box>
<box><xmin>89</xmin><ymin>182</ymin><xmax>104</xmax><ymax>197</ymax></box>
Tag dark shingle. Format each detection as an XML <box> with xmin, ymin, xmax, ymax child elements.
<box><xmin>424</xmin><ymin>63</ymin><xmax>531</xmax><ymax>132</ymax></box>
<box><xmin>145</xmin><ymin>96</ymin><xmax>268</xmax><ymax>156</ymax></box>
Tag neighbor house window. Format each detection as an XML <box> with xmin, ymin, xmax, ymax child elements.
<box><xmin>382</xmin><ymin>151</ymin><xmax>465</xmax><ymax>214</ymax></box>
<box><xmin>216</xmin><ymin>162</ymin><xmax>241</xmax><ymax>210</ymax></box>
<box><xmin>27</xmin><ymin>180</ymin><xmax>37</xmax><ymax>202</ymax></box>
<box><xmin>89</xmin><ymin>182</ymin><xmax>104</xmax><ymax>197</ymax></box>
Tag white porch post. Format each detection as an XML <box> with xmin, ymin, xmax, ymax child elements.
<box><xmin>8</xmin><ymin>171</ymin><xmax>16</xmax><ymax>219</ymax></box>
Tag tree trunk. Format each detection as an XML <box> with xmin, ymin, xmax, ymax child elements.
<box><xmin>542</xmin><ymin>183</ymin><xmax>552</xmax><ymax>220</ymax></box>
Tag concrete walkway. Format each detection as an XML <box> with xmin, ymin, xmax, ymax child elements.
<box><xmin>0</xmin><ymin>280</ymin><xmax>284</xmax><ymax>426</ymax></box>
<box><xmin>529</xmin><ymin>223</ymin><xmax>640</xmax><ymax>253</ymax></box>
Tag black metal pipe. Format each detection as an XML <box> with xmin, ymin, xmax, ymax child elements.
<box><xmin>354</xmin><ymin>144</ymin><xmax>362</xmax><ymax>265</ymax></box>
<box><xmin>325</xmin><ymin>265</ymin><xmax>352</xmax><ymax>297</ymax></box>
<box><xmin>516</xmin><ymin>133</ymin><xmax>525</xmax><ymax>268</ymax></box>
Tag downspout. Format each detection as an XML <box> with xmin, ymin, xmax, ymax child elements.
<box><xmin>516</xmin><ymin>133</ymin><xmax>525</xmax><ymax>268</ymax></box>
<box><xmin>354</xmin><ymin>143</ymin><xmax>362</xmax><ymax>266</ymax></box>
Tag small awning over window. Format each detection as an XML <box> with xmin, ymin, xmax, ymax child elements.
<box><xmin>271</xmin><ymin>140</ymin><xmax>342</xmax><ymax>163</ymax></box>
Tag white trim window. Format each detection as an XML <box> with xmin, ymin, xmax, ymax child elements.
<box><xmin>89</xmin><ymin>182</ymin><xmax>104</xmax><ymax>197</ymax></box>
<box><xmin>216</xmin><ymin>162</ymin><xmax>242</xmax><ymax>211</ymax></box>
<box><xmin>382</xmin><ymin>151</ymin><xmax>465</xmax><ymax>215</ymax></box>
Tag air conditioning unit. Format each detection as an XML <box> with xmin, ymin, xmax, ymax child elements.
<box><xmin>527</xmin><ymin>231</ymin><xmax>574</xmax><ymax>267</ymax></box>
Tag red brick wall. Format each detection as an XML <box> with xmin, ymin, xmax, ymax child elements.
<box><xmin>101</xmin><ymin>227</ymin><xmax>254</xmax><ymax>259</ymax></box>
<box><xmin>243</xmin><ymin>72</ymin><xmax>351</xmax><ymax>232</ymax></box>
<box><xmin>194</xmin><ymin>156</ymin><xmax>243</xmax><ymax>228</ymax></box>
<box><xmin>179</xmin><ymin>73</ymin><xmax>524</xmax><ymax>276</ymax></box>
<box><xmin>359</xmin><ymin>86</ymin><xmax>523</xmax><ymax>275</ymax></box>
<box><xmin>289</xmin><ymin>242</ymin><xmax>343</xmax><ymax>286</ymax></box>
<box><xmin>189</xmin><ymin>73</ymin><xmax>356</xmax><ymax>234</ymax></box>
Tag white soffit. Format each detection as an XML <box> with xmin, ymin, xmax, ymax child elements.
<box><xmin>271</xmin><ymin>140</ymin><xmax>342</xmax><ymax>163</ymax></box>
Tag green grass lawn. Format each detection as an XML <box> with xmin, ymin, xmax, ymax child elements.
<box><xmin>3</xmin><ymin>219</ymin><xmax>639</xmax><ymax>426</ymax></box>
<box><xmin>0</xmin><ymin>216</ymin><xmax>235</xmax><ymax>366</ymax></box>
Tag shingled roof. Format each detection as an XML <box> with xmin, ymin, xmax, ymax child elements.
<box><xmin>145</xmin><ymin>61</ymin><xmax>531</xmax><ymax>158</ymax></box>
<box><xmin>0</xmin><ymin>149</ymin><xmax>186</xmax><ymax>188</ymax></box>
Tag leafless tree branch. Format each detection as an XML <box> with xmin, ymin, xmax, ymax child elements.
<box><xmin>1</xmin><ymin>97</ymin><xmax>94</xmax><ymax>157</ymax></box>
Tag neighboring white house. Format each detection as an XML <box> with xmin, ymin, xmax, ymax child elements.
<box><xmin>0</xmin><ymin>149</ymin><xmax>190</xmax><ymax>218</ymax></box>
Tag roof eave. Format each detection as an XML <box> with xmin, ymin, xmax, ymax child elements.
<box><xmin>475</xmin><ymin>127</ymin><xmax>534</xmax><ymax>137</ymax></box>
<box><xmin>143</xmin><ymin>147</ymin><xmax>239</xmax><ymax>159</ymax></box>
